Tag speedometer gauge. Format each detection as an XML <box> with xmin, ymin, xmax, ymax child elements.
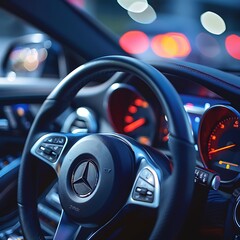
<box><xmin>199</xmin><ymin>105</ymin><xmax>240</xmax><ymax>184</ymax></box>
<box><xmin>107</xmin><ymin>83</ymin><xmax>157</xmax><ymax>146</ymax></box>
<box><xmin>207</xmin><ymin>116</ymin><xmax>239</xmax><ymax>182</ymax></box>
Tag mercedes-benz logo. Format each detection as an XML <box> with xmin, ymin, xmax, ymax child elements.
<box><xmin>71</xmin><ymin>160</ymin><xmax>99</xmax><ymax>197</ymax></box>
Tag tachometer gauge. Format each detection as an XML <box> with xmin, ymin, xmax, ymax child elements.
<box><xmin>199</xmin><ymin>105</ymin><xmax>240</xmax><ymax>184</ymax></box>
<box><xmin>122</xmin><ymin>96</ymin><xmax>155</xmax><ymax>145</ymax></box>
<box><xmin>107</xmin><ymin>83</ymin><xmax>157</xmax><ymax>145</ymax></box>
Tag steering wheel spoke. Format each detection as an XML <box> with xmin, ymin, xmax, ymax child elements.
<box><xmin>30</xmin><ymin>132</ymin><xmax>86</xmax><ymax>175</ymax></box>
<box><xmin>127</xmin><ymin>158</ymin><xmax>160</xmax><ymax>209</ymax></box>
<box><xmin>54</xmin><ymin>211</ymin><xmax>97</xmax><ymax>240</ymax></box>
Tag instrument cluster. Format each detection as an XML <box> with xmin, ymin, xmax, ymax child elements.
<box><xmin>105</xmin><ymin>80</ymin><xmax>240</xmax><ymax>188</ymax></box>
<box><xmin>198</xmin><ymin>105</ymin><xmax>240</xmax><ymax>185</ymax></box>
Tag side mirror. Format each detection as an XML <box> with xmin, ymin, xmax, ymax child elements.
<box><xmin>2</xmin><ymin>33</ymin><xmax>66</xmax><ymax>79</ymax></box>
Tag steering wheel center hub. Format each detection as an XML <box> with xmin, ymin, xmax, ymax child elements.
<box><xmin>71</xmin><ymin>159</ymin><xmax>99</xmax><ymax>198</ymax></box>
<box><xmin>58</xmin><ymin>134</ymin><xmax>135</xmax><ymax>224</ymax></box>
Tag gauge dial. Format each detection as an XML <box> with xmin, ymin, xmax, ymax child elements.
<box><xmin>122</xmin><ymin>96</ymin><xmax>155</xmax><ymax>145</ymax></box>
<box><xmin>107</xmin><ymin>84</ymin><xmax>157</xmax><ymax>146</ymax></box>
<box><xmin>199</xmin><ymin>105</ymin><xmax>240</xmax><ymax>183</ymax></box>
<box><xmin>207</xmin><ymin>116</ymin><xmax>239</xmax><ymax>182</ymax></box>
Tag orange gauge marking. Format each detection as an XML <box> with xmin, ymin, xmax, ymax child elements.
<box><xmin>134</xmin><ymin>98</ymin><xmax>149</xmax><ymax>108</ymax></box>
<box><xmin>134</xmin><ymin>99</ymin><xmax>143</xmax><ymax>107</ymax></box>
<box><xmin>163</xmin><ymin>128</ymin><xmax>168</xmax><ymax>135</ymax></box>
<box><xmin>162</xmin><ymin>134</ymin><xmax>169</xmax><ymax>142</ymax></box>
<box><xmin>142</xmin><ymin>101</ymin><xmax>149</xmax><ymax>108</ymax></box>
<box><xmin>124</xmin><ymin>118</ymin><xmax>146</xmax><ymax>133</ymax></box>
<box><xmin>128</xmin><ymin>106</ymin><xmax>137</xmax><ymax>114</ymax></box>
<box><xmin>209</xmin><ymin>143</ymin><xmax>236</xmax><ymax>154</ymax></box>
<box><xmin>211</xmin><ymin>135</ymin><xmax>216</xmax><ymax>140</ymax></box>
<box><xmin>138</xmin><ymin>136</ymin><xmax>150</xmax><ymax>145</ymax></box>
<box><xmin>234</xmin><ymin>120</ymin><xmax>239</xmax><ymax>128</ymax></box>
<box><xmin>220</xmin><ymin>124</ymin><xmax>225</xmax><ymax>129</ymax></box>
<box><xmin>219</xmin><ymin>160</ymin><xmax>238</xmax><ymax>168</ymax></box>
<box><xmin>125</xmin><ymin>116</ymin><xmax>133</xmax><ymax>124</ymax></box>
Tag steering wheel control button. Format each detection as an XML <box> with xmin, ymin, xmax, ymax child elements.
<box><xmin>36</xmin><ymin>143</ymin><xmax>63</xmax><ymax>162</ymax></box>
<box><xmin>43</xmin><ymin>146</ymin><xmax>52</xmax><ymax>155</ymax></box>
<box><xmin>133</xmin><ymin>169</ymin><xmax>155</xmax><ymax>203</ymax></box>
<box><xmin>71</xmin><ymin>160</ymin><xmax>99</xmax><ymax>197</ymax></box>
<box><xmin>44</xmin><ymin>136</ymin><xmax>66</xmax><ymax>145</ymax></box>
<box><xmin>140</xmin><ymin>168</ymin><xmax>155</xmax><ymax>186</ymax></box>
<box><xmin>133</xmin><ymin>185</ymin><xmax>154</xmax><ymax>203</ymax></box>
<box><xmin>33</xmin><ymin>134</ymin><xmax>67</xmax><ymax>163</ymax></box>
<box><xmin>136</xmin><ymin>187</ymin><xmax>148</xmax><ymax>195</ymax></box>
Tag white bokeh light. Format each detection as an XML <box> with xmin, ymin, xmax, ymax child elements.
<box><xmin>117</xmin><ymin>0</ymin><xmax>148</xmax><ymax>13</ymax></box>
<box><xmin>200</xmin><ymin>11</ymin><xmax>226</xmax><ymax>35</ymax></box>
<box><xmin>128</xmin><ymin>5</ymin><xmax>156</xmax><ymax>24</ymax></box>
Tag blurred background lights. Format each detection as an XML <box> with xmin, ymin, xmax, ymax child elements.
<box><xmin>119</xmin><ymin>30</ymin><xmax>149</xmax><ymax>54</ymax></box>
<box><xmin>200</xmin><ymin>11</ymin><xmax>226</xmax><ymax>35</ymax></box>
<box><xmin>24</xmin><ymin>48</ymin><xmax>39</xmax><ymax>71</ymax></box>
<box><xmin>6</xmin><ymin>71</ymin><xmax>16</xmax><ymax>82</ymax></box>
<box><xmin>67</xmin><ymin>0</ymin><xmax>85</xmax><ymax>8</ymax></box>
<box><xmin>117</xmin><ymin>0</ymin><xmax>148</xmax><ymax>13</ymax></box>
<box><xmin>225</xmin><ymin>34</ymin><xmax>240</xmax><ymax>60</ymax></box>
<box><xmin>128</xmin><ymin>4</ymin><xmax>156</xmax><ymax>24</ymax></box>
<box><xmin>9</xmin><ymin>47</ymin><xmax>48</xmax><ymax>72</ymax></box>
<box><xmin>196</xmin><ymin>33</ymin><xmax>220</xmax><ymax>58</ymax></box>
<box><xmin>151</xmin><ymin>32</ymin><xmax>191</xmax><ymax>58</ymax></box>
<box><xmin>195</xmin><ymin>117</ymin><xmax>200</xmax><ymax>123</ymax></box>
<box><xmin>204</xmin><ymin>103</ymin><xmax>211</xmax><ymax>110</ymax></box>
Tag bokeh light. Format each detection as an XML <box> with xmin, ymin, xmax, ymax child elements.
<box><xmin>200</xmin><ymin>11</ymin><xmax>226</xmax><ymax>35</ymax></box>
<box><xmin>128</xmin><ymin>4</ymin><xmax>156</xmax><ymax>24</ymax></box>
<box><xmin>119</xmin><ymin>31</ymin><xmax>149</xmax><ymax>54</ymax></box>
<box><xmin>196</xmin><ymin>32</ymin><xmax>220</xmax><ymax>58</ymax></box>
<box><xmin>225</xmin><ymin>34</ymin><xmax>240</xmax><ymax>60</ymax></box>
<box><xmin>151</xmin><ymin>32</ymin><xmax>191</xmax><ymax>58</ymax></box>
<box><xmin>117</xmin><ymin>0</ymin><xmax>148</xmax><ymax>13</ymax></box>
<box><xmin>9</xmin><ymin>47</ymin><xmax>48</xmax><ymax>72</ymax></box>
<box><xmin>67</xmin><ymin>0</ymin><xmax>85</xmax><ymax>8</ymax></box>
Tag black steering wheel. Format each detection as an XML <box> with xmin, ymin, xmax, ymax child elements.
<box><xmin>18</xmin><ymin>55</ymin><xmax>195</xmax><ymax>240</ymax></box>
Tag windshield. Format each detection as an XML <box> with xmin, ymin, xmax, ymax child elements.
<box><xmin>68</xmin><ymin>0</ymin><xmax>240</xmax><ymax>72</ymax></box>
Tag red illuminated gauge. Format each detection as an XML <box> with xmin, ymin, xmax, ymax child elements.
<box><xmin>199</xmin><ymin>105</ymin><xmax>240</xmax><ymax>184</ymax></box>
<box><xmin>158</xmin><ymin>114</ymin><xmax>169</xmax><ymax>146</ymax></box>
<box><xmin>122</xmin><ymin>96</ymin><xmax>156</xmax><ymax>145</ymax></box>
<box><xmin>207</xmin><ymin>116</ymin><xmax>239</xmax><ymax>182</ymax></box>
<box><xmin>107</xmin><ymin>84</ymin><xmax>157</xmax><ymax>146</ymax></box>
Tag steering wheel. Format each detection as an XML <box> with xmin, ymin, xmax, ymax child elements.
<box><xmin>18</xmin><ymin>55</ymin><xmax>195</xmax><ymax>240</ymax></box>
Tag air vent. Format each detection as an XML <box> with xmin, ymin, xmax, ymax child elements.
<box><xmin>70</xmin><ymin>118</ymin><xmax>88</xmax><ymax>133</ymax></box>
<box><xmin>62</xmin><ymin>107</ymin><xmax>97</xmax><ymax>134</ymax></box>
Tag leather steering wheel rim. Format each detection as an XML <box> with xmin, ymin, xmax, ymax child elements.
<box><xmin>18</xmin><ymin>55</ymin><xmax>196</xmax><ymax>239</ymax></box>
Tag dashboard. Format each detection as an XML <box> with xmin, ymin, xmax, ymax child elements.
<box><xmin>0</xmin><ymin>65</ymin><xmax>239</xmax><ymax>239</ymax></box>
<box><xmin>0</xmin><ymin>72</ymin><xmax>236</xmax><ymax>187</ymax></box>
<box><xmin>61</xmin><ymin>72</ymin><xmax>237</xmax><ymax>189</ymax></box>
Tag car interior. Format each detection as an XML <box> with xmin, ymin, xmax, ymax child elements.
<box><xmin>0</xmin><ymin>0</ymin><xmax>239</xmax><ymax>240</ymax></box>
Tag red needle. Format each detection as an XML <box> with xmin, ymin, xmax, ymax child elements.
<box><xmin>209</xmin><ymin>143</ymin><xmax>236</xmax><ymax>154</ymax></box>
<box><xmin>124</xmin><ymin>118</ymin><xmax>146</xmax><ymax>133</ymax></box>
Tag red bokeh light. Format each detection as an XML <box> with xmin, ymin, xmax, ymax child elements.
<box><xmin>119</xmin><ymin>31</ymin><xmax>149</xmax><ymax>54</ymax></box>
<box><xmin>225</xmin><ymin>34</ymin><xmax>240</xmax><ymax>60</ymax></box>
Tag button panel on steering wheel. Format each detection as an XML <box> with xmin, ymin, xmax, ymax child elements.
<box><xmin>31</xmin><ymin>134</ymin><xmax>67</xmax><ymax>163</ymax></box>
<box><xmin>133</xmin><ymin>168</ymin><xmax>155</xmax><ymax>203</ymax></box>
